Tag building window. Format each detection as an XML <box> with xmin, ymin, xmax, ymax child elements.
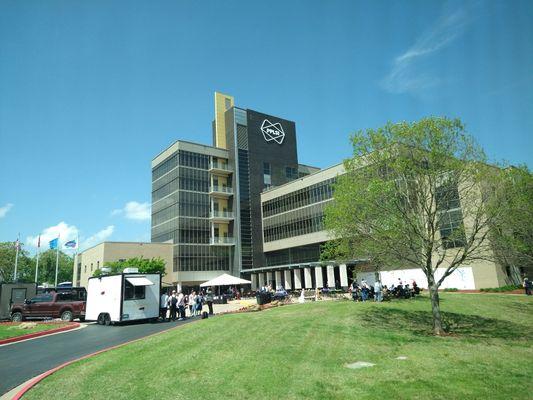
<box><xmin>263</xmin><ymin>162</ymin><xmax>272</xmax><ymax>188</ymax></box>
<box><xmin>225</xmin><ymin>98</ymin><xmax>232</xmax><ymax>110</ymax></box>
<box><xmin>285</xmin><ymin>167</ymin><xmax>298</xmax><ymax>180</ymax></box>
<box><xmin>84</xmin><ymin>265</ymin><xmax>87</xmax><ymax>273</ymax></box>
<box><xmin>436</xmin><ymin>181</ymin><xmax>466</xmax><ymax>249</ymax></box>
<box><xmin>97</xmin><ymin>261</ymin><xmax>100</xmax><ymax>269</ymax></box>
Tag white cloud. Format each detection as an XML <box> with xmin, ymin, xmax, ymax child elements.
<box><xmin>81</xmin><ymin>225</ymin><xmax>115</xmax><ymax>250</ymax></box>
<box><xmin>381</xmin><ymin>7</ymin><xmax>470</xmax><ymax>94</ymax></box>
<box><xmin>111</xmin><ymin>201</ymin><xmax>150</xmax><ymax>221</ymax></box>
<box><xmin>0</xmin><ymin>203</ymin><xmax>13</xmax><ymax>218</ymax></box>
<box><xmin>26</xmin><ymin>221</ymin><xmax>79</xmax><ymax>249</ymax></box>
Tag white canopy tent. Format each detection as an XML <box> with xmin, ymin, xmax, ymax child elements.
<box><xmin>200</xmin><ymin>273</ymin><xmax>251</xmax><ymax>287</ymax></box>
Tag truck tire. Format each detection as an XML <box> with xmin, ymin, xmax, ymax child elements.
<box><xmin>104</xmin><ymin>314</ymin><xmax>111</xmax><ymax>326</ymax></box>
<box><xmin>11</xmin><ymin>312</ymin><xmax>23</xmax><ymax>322</ymax></box>
<box><xmin>97</xmin><ymin>313</ymin><xmax>105</xmax><ymax>325</ymax></box>
<box><xmin>60</xmin><ymin>310</ymin><xmax>74</xmax><ymax>322</ymax></box>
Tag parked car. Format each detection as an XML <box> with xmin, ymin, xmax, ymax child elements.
<box><xmin>10</xmin><ymin>290</ymin><xmax>86</xmax><ymax>322</ymax></box>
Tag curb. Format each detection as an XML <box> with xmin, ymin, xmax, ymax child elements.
<box><xmin>11</xmin><ymin>319</ymin><xmax>197</xmax><ymax>400</ymax></box>
<box><xmin>0</xmin><ymin>323</ymin><xmax>80</xmax><ymax>346</ymax></box>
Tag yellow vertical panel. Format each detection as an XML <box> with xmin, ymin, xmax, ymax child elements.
<box><xmin>214</xmin><ymin>92</ymin><xmax>234</xmax><ymax>149</ymax></box>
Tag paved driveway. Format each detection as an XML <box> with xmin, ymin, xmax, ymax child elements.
<box><xmin>0</xmin><ymin>318</ymin><xmax>194</xmax><ymax>395</ymax></box>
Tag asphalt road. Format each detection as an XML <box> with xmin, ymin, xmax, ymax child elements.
<box><xmin>0</xmin><ymin>318</ymin><xmax>194</xmax><ymax>395</ymax></box>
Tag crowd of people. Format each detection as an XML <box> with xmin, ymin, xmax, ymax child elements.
<box><xmin>349</xmin><ymin>278</ymin><xmax>420</xmax><ymax>302</ymax></box>
<box><xmin>159</xmin><ymin>287</ymin><xmax>215</xmax><ymax>322</ymax></box>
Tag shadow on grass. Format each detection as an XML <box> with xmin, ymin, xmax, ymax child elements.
<box><xmin>360</xmin><ymin>308</ymin><xmax>531</xmax><ymax>340</ymax></box>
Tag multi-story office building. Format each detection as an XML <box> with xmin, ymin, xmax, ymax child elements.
<box><xmin>151</xmin><ymin>93</ymin><xmax>318</xmax><ymax>288</ymax></box>
<box><xmin>152</xmin><ymin>92</ymin><xmax>516</xmax><ymax>290</ymax></box>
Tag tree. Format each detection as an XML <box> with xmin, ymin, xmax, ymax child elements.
<box><xmin>36</xmin><ymin>250</ymin><xmax>74</xmax><ymax>285</ymax></box>
<box><xmin>93</xmin><ymin>257</ymin><xmax>166</xmax><ymax>277</ymax></box>
<box><xmin>0</xmin><ymin>242</ymin><xmax>34</xmax><ymax>283</ymax></box>
<box><xmin>324</xmin><ymin>117</ymin><xmax>506</xmax><ymax>335</ymax></box>
<box><xmin>490</xmin><ymin>165</ymin><xmax>533</xmax><ymax>282</ymax></box>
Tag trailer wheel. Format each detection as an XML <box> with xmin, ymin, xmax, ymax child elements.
<box><xmin>60</xmin><ymin>310</ymin><xmax>73</xmax><ymax>322</ymax></box>
<box><xmin>97</xmin><ymin>313</ymin><xmax>105</xmax><ymax>325</ymax></box>
<box><xmin>11</xmin><ymin>312</ymin><xmax>23</xmax><ymax>322</ymax></box>
<box><xmin>104</xmin><ymin>314</ymin><xmax>111</xmax><ymax>326</ymax></box>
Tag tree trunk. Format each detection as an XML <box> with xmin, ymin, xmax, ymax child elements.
<box><xmin>428</xmin><ymin>277</ymin><xmax>445</xmax><ymax>335</ymax></box>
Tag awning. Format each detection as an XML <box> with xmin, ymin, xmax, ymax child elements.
<box><xmin>200</xmin><ymin>273</ymin><xmax>251</xmax><ymax>287</ymax></box>
<box><xmin>126</xmin><ymin>277</ymin><xmax>154</xmax><ymax>286</ymax></box>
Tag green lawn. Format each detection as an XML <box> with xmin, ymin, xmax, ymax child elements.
<box><xmin>0</xmin><ymin>322</ymin><xmax>70</xmax><ymax>340</ymax></box>
<box><xmin>25</xmin><ymin>294</ymin><xmax>532</xmax><ymax>400</ymax></box>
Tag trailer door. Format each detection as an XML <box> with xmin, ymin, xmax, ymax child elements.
<box><xmin>122</xmin><ymin>277</ymin><xmax>154</xmax><ymax>321</ymax></box>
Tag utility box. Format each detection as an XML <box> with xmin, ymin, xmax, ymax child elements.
<box><xmin>0</xmin><ymin>283</ymin><xmax>38</xmax><ymax>320</ymax></box>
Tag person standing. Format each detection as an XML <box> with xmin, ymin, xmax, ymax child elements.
<box><xmin>206</xmin><ymin>287</ymin><xmax>214</xmax><ymax>315</ymax></box>
<box><xmin>189</xmin><ymin>291</ymin><xmax>197</xmax><ymax>316</ymax></box>
<box><xmin>524</xmin><ymin>277</ymin><xmax>532</xmax><ymax>296</ymax></box>
<box><xmin>169</xmin><ymin>290</ymin><xmax>178</xmax><ymax>321</ymax></box>
<box><xmin>160</xmin><ymin>291</ymin><xmax>169</xmax><ymax>321</ymax></box>
<box><xmin>196</xmin><ymin>291</ymin><xmax>203</xmax><ymax>316</ymax></box>
<box><xmin>374</xmin><ymin>280</ymin><xmax>383</xmax><ymax>302</ymax></box>
<box><xmin>177</xmin><ymin>291</ymin><xmax>186</xmax><ymax>320</ymax></box>
<box><xmin>361</xmin><ymin>281</ymin><xmax>369</xmax><ymax>302</ymax></box>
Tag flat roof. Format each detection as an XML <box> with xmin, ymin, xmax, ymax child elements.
<box><xmin>79</xmin><ymin>241</ymin><xmax>173</xmax><ymax>254</ymax></box>
<box><xmin>152</xmin><ymin>139</ymin><xmax>229</xmax><ymax>167</ymax></box>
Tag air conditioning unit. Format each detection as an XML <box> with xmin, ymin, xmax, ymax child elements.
<box><xmin>123</xmin><ymin>267</ymin><xmax>139</xmax><ymax>273</ymax></box>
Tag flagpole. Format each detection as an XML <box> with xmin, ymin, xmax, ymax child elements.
<box><xmin>54</xmin><ymin>235</ymin><xmax>60</xmax><ymax>287</ymax></box>
<box><xmin>72</xmin><ymin>234</ymin><xmax>79</xmax><ymax>286</ymax></box>
<box><xmin>13</xmin><ymin>233</ymin><xmax>20</xmax><ymax>282</ymax></box>
<box><xmin>35</xmin><ymin>235</ymin><xmax>41</xmax><ymax>284</ymax></box>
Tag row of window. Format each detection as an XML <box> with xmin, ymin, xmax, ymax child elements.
<box><xmin>435</xmin><ymin>182</ymin><xmax>466</xmax><ymax>249</ymax></box>
<box><xmin>152</xmin><ymin>150</ymin><xmax>209</xmax><ymax>181</ymax></box>
<box><xmin>438</xmin><ymin>208</ymin><xmax>466</xmax><ymax>249</ymax></box>
<box><xmin>265</xmin><ymin>244</ymin><xmax>322</xmax><ymax>267</ymax></box>
<box><xmin>173</xmin><ymin>245</ymin><xmax>230</xmax><ymax>272</ymax></box>
<box><xmin>262</xmin><ymin>178</ymin><xmax>336</xmax><ymax>217</ymax></box>
<box><xmin>152</xmin><ymin>192</ymin><xmax>210</xmax><ymax>226</ymax></box>
<box><xmin>264</xmin><ymin>213</ymin><xmax>325</xmax><ymax>242</ymax></box>
<box><xmin>152</xmin><ymin>216</ymin><xmax>210</xmax><ymax>241</ymax></box>
<box><xmin>152</xmin><ymin>167</ymin><xmax>209</xmax><ymax>203</ymax></box>
<box><xmin>239</xmin><ymin>150</ymin><xmax>254</xmax><ymax>269</ymax></box>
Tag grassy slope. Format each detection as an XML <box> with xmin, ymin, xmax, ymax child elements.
<box><xmin>0</xmin><ymin>322</ymin><xmax>70</xmax><ymax>340</ymax></box>
<box><xmin>25</xmin><ymin>294</ymin><xmax>532</xmax><ymax>400</ymax></box>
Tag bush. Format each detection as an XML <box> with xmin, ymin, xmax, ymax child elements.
<box><xmin>443</xmin><ymin>288</ymin><xmax>459</xmax><ymax>292</ymax></box>
<box><xmin>479</xmin><ymin>285</ymin><xmax>522</xmax><ymax>292</ymax></box>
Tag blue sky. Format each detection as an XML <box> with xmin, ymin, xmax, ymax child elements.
<box><xmin>1</xmin><ymin>0</ymin><xmax>532</xmax><ymax>253</ymax></box>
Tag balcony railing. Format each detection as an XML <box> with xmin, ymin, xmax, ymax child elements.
<box><xmin>208</xmin><ymin>161</ymin><xmax>232</xmax><ymax>173</ymax></box>
<box><xmin>210</xmin><ymin>236</ymin><xmax>235</xmax><ymax>245</ymax></box>
<box><xmin>209</xmin><ymin>185</ymin><xmax>234</xmax><ymax>195</ymax></box>
<box><xmin>209</xmin><ymin>211</ymin><xmax>234</xmax><ymax>219</ymax></box>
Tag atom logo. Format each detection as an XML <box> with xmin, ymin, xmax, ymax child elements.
<box><xmin>261</xmin><ymin>119</ymin><xmax>285</xmax><ymax>144</ymax></box>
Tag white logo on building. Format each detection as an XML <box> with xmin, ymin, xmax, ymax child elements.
<box><xmin>260</xmin><ymin>119</ymin><xmax>285</xmax><ymax>144</ymax></box>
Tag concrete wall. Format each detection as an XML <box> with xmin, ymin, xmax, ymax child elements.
<box><xmin>75</xmin><ymin>242</ymin><xmax>174</xmax><ymax>288</ymax></box>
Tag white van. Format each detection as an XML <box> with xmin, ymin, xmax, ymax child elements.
<box><xmin>85</xmin><ymin>272</ymin><xmax>160</xmax><ymax>325</ymax></box>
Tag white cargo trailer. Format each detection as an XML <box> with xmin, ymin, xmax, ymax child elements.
<box><xmin>85</xmin><ymin>272</ymin><xmax>161</xmax><ymax>325</ymax></box>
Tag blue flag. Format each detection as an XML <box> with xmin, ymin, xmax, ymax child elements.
<box><xmin>49</xmin><ymin>238</ymin><xmax>58</xmax><ymax>250</ymax></box>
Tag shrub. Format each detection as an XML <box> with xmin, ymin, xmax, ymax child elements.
<box><xmin>479</xmin><ymin>284</ymin><xmax>522</xmax><ymax>292</ymax></box>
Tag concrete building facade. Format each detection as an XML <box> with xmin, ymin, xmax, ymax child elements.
<box><xmin>73</xmin><ymin>242</ymin><xmax>174</xmax><ymax>288</ymax></box>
